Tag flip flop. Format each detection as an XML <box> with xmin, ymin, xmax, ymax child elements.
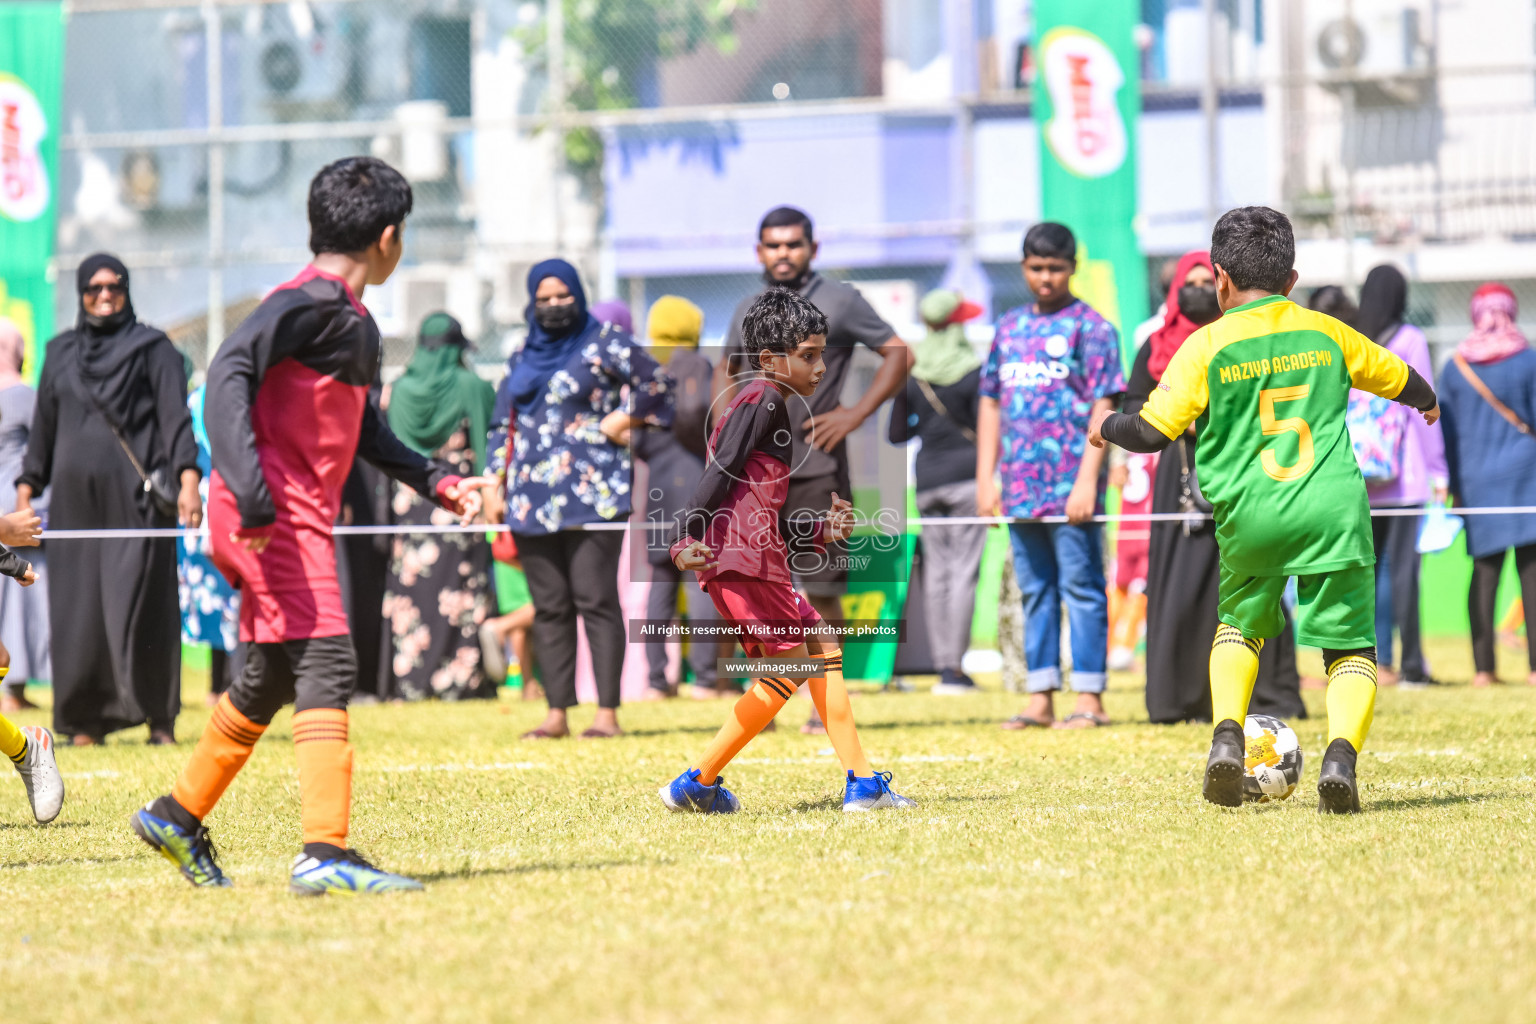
<box><xmin>578</xmin><ymin>726</ymin><xmax>623</xmax><ymax>739</ymax></box>
<box><xmin>1053</xmin><ymin>712</ymin><xmax>1110</xmax><ymax>729</ymax></box>
<box><xmin>1001</xmin><ymin>714</ymin><xmax>1052</xmax><ymax>730</ymax></box>
<box><xmin>520</xmin><ymin>727</ymin><xmax>568</xmax><ymax>740</ymax></box>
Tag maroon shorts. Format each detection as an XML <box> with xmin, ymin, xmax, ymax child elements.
<box><xmin>704</xmin><ymin>572</ymin><xmax>823</xmax><ymax>657</ymax></box>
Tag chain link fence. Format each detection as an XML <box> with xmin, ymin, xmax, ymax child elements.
<box><xmin>53</xmin><ymin>0</ymin><xmax>1536</xmax><ymax>379</ymax></box>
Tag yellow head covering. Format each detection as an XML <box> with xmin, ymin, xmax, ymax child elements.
<box><xmin>646</xmin><ymin>294</ymin><xmax>704</xmax><ymax>364</ymax></box>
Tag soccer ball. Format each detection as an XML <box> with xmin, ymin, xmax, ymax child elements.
<box><xmin>1242</xmin><ymin>714</ymin><xmax>1303</xmax><ymax>803</ymax></box>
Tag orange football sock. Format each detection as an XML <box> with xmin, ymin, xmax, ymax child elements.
<box><xmin>694</xmin><ymin>677</ymin><xmax>794</xmax><ymax>785</ymax></box>
<box><xmin>171</xmin><ymin>694</ymin><xmax>267</xmax><ymax>820</ymax></box>
<box><xmin>292</xmin><ymin>708</ymin><xmax>352</xmax><ymax>848</ymax></box>
<box><xmin>807</xmin><ymin>651</ymin><xmax>872</xmax><ymax>777</ymax></box>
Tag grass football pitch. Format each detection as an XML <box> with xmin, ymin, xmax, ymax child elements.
<box><xmin>3</xmin><ymin>636</ymin><xmax>1534</xmax><ymax>1023</ymax></box>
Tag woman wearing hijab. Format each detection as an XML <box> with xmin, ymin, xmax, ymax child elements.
<box><xmin>487</xmin><ymin>260</ymin><xmax>674</xmax><ymax>738</ymax></box>
<box><xmin>1440</xmin><ymin>283</ymin><xmax>1536</xmax><ymax>686</ymax></box>
<box><xmin>380</xmin><ymin>313</ymin><xmax>499</xmax><ymax>701</ymax></box>
<box><xmin>17</xmin><ymin>254</ymin><xmax>199</xmax><ymax>744</ymax></box>
<box><xmin>1124</xmin><ymin>250</ymin><xmax>1305</xmax><ymax>723</ymax></box>
<box><xmin>0</xmin><ymin>319</ymin><xmax>49</xmax><ymax>712</ymax></box>
<box><xmin>1349</xmin><ymin>265</ymin><xmax>1447</xmax><ymax>686</ymax></box>
<box><xmin>889</xmin><ymin>289</ymin><xmax>986</xmax><ymax>694</ymax></box>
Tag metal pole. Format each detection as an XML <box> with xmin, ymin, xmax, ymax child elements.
<box><xmin>1202</xmin><ymin>0</ymin><xmax>1220</xmax><ymax>232</ymax></box>
<box><xmin>204</xmin><ymin>2</ymin><xmax>225</xmax><ymax>364</ymax></box>
<box><xmin>546</xmin><ymin>0</ymin><xmax>566</xmax><ymax>254</ymax></box>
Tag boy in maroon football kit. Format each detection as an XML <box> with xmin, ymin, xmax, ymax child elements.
<box><xmin>132</xmin><ymin>158</ymin><xmax>489</xmax><ymax>893</ymax></box>
<box><xmin>659</xmin><ymin>288</ymin><xmax>915</xmax><ymax>813</ymax></box>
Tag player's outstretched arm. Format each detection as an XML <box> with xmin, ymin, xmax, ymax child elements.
<box><xmin>1091</xmin><ymin>407</ymin><xmax>1175</xmax><ymax>454</ymax></box>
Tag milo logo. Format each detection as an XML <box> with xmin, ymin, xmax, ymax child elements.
<box><xmin>0</xmin><ymin>74</ymin><xmax>49</xmax><ymax>223</ymax></box>
<box><xmin>1039</xmin><ymin>27</ymin><xmax>1128</xmax><ymax>179</ymax></box>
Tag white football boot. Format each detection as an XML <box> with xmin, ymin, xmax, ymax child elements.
<box><xmin>13</xmin><ymin>725</ymin><xmax>63</xmax><ymax>823</ymax></box>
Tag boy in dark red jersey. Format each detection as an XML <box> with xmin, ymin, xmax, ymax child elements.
<box><xmin>659</xmin><ymin>289</ymin><xmax>915</xmax><ymax>813</ymax></box>
<box><xmin>131</xmin><ymin>158</ymin><xmax>489</xmax><ymax>893</ymax></box>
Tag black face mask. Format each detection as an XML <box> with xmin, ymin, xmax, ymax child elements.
<box><xmin>534</xmin><ymin>303</ymin><xmax>582</xmax><ymax>334</ymax></box>
<box><xmin>1178</xmin><ymin>284</ymin><xmax>1221</xmax><ymax>326</ymax></box>
<box><xmin>83</xmin><ymin>306</ymin><xmax>133</xmax><ymax>334</ymax></box>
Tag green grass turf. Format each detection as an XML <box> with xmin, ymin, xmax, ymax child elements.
<box><xmin>3</xmin><ymin>635</ymin><xmax>1535</xmax><ymax>1023</ymax></box>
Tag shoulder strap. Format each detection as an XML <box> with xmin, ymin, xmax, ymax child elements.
<box><xmin>914</xmin><ymin>377</ymin><xmax>977</xmax><ymax>443</ymax></box>
<box><xmin>1453</xmin><ymin>353</ymin><xmax>1532</xmax><ymax>436</ymax></box>
<box><xmin>60</xmin><ymin>360</ymin><xmax>157</xmax><ymax>485</ymax></box>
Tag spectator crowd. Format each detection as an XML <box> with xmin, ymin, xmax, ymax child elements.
<box><xmin>5</xmin><ymin>204</ymin><xmax>1534</xmax><ymax>744</ymax></box>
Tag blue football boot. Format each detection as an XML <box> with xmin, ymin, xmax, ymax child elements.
<box><xmin>842</xmin><ymin>770</ymin><xmax>917</xmax><ymax>812</ymax></box>
<box><xmin>289</xmin><ymin>848</ymin><xmax>424</xmax><ymax>896</ymax></box>
<box><xmin>658</xmin><ymin>768</ymin><xmax>740</xmax><ymax>814</ymax></box>
<box><xmin>130</xmin><ymin>804</ymin><xmax>233</xmax><ymax>888</ymax></box>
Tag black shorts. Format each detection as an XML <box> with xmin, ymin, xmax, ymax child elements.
<box><xmin>784</xmin><ymin>470</ymin><xmax>849</xmax><ymax>597</ymax></box>
<box><xmin>226</xmin><ymin>635</ymin><xmax>356</xmax><ymax>725</ymax></box>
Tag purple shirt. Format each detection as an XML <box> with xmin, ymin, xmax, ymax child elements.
<box><xmin>980</xmin><ymin>298</ymin><xmax>1125</xmax><ymax>518</ymax></box>
<box><xmin>1364</xmin><ymin>324</ymin><xmax>1447</xmax><ymax>506</ymax></box>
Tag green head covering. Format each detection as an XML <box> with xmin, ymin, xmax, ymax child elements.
<box><xmin>911</xmin><ymin>289</ymin><xmax>983</xmax><ymax>386</ymax></box>
<box><xmin>387</xmin><ymin>313</ymin><xmax>497</xmax><ymax>470</ymax></box>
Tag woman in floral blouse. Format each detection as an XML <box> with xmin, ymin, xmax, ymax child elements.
<box><xmin>487</xmin><ymin>260</ymin><xmax>673</xmax><ymax>739</ymax></box>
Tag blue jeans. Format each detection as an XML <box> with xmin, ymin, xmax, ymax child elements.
<box><xmin>1007</xmin><ymin>522</ymin><xmax>1108</xmax><ymax>693</ymax></box>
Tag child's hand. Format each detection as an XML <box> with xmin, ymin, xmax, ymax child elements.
<box><xmin>976</xmin><ymin>477</ymin><xmax>1001</xmax><ymax>519</ymax></box>
<box><xmin>444</xmin><ymin>476</ymin><xmax>496</xmax><ymax>525</ymax></box>
<box><xmin>1421</xmin><ymin>402</ymin><xmax>1441</xmax><ymax>427</ymax></box>
<box><xmin>600</xmin><ymin>410</ymin><xmax>635</xmax><ymax>447</ymax></box>
<box><xmin>823</xmin><ymin>491</ymin><xmax>854</xmax><ymax>543</ymax></box>
<box><xmin>1087</xmin><ymin>406</ymin><xmax>1114</xmax><ymax>449</ymax></box>
<box><xmin>1065</xmin><ymin>479</ymin><xmax>1097</xmax><ymax>525</ymax></box>
<box><xmin>673</xmin><ymin>540</ymin><xmax>717</xmax><ymax>572</ymax></box>
<box><xmin>232</xmin><ymin>532</ymin><xmax>271</xmax><ymax>553</ymax></box>
<box><xmin>0</xmin><ymin>509</ymin><xmax>41</xmax><ymax>548</ymax></box>
<box><xmin>18</xmin><ymin>567</ymin><xmax>37</xmax><ymax>587</ymax></box>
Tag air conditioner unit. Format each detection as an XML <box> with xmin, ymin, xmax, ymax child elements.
<box><xmin>1307</xmin><ymin>0</ymin><xmax>1433</xmax><ymax>104</ymax></box>
<box><xmin>395</xmin><ymin>264</ymin><xmax>485</xmax><ymax>342</ymax></box>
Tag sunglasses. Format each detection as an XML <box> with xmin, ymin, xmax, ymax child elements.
<box><xmin>83</xmin><ymin>282</ymin><xmax>125</xmax><ymax>297</ymax></box>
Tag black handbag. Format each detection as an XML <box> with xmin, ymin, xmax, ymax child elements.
<box><xmin>1177</xmin><ymin>437</ymin><xmax>1212</xmax><ymax>535</ymax></box>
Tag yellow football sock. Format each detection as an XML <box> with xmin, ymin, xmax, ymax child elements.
<box><xmin>0</xmin><ymin>712</ymin><xmax>24</xmax><ymax>763</ymax></box>
<box><xmin>807</xmin><ymin>650</ymin><xmax>872</xmax><ymax>777</ymax></box>
<box><xmin>694</xmin><ymin>677</ymin><xmax>794</xmax><ymax>785</ymax></box>
<box><xmin>1209</xmin><ymin>624</ymin><xmax>1264</xmax><ymax>725</ymax></box>
<box><xmin>1325</xmin><ymin>655</ymin><xmax>1377</xmax><ymax>754</ymax></box>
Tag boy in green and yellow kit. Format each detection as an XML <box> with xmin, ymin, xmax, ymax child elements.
<box><xmin>1091</xmin><ymin>207</ymin><xmax>1439</xmax><ymax>813</ymax></box>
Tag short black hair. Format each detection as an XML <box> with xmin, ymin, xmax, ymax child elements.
<box><xmin>308</xmin><ymin>157</ymin><xmax>414</xmax><ymax>255</ymax></box>
<box><xmin>1210</xmin><ymin>206</ymin><xmax>1295</xmax><ymax>294</ymax></box>
<box><xmin>1306</xmin><ymin>285</ymin><xmax>1357</xmax><ymax>328</ymax></box>
<box><xmin>758</xmin><ymin>205</ymin><xmax>814</xmax><ymax>244</ymax></box>
<box><xmin>1023</xmin><ymin>222</ymin><xmax>1076</xmax><ymax>261</ymax></box>
<box><xmin>741</xmin><ymin>288</ymin><xmax>828</xmax><ymax>369</ymax></box>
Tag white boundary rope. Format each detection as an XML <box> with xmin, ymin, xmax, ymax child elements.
<box><xmin>30</xmin><ymin>505</ymin><xmax>1518</xmax><ymax>540</ymax></box>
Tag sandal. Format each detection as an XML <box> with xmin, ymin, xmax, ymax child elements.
<box><xmin>578</xmin><ymin>726</ymin><xmax>622</xmax><ymax>739</ymax></box>
<box><xmin>1053</xmin><ymin>712</ymin><xmax>1110</xmax><ymax>729</ymax></box>
<box><xmin>520</xmin><ymin>727</ymin><xmax>569</xmax><ymax>740</ymax></box>
<box><xmin>1001</xmin><ymin>714</ymin><xmax>1052</xmax><ymax>730</ymax></box>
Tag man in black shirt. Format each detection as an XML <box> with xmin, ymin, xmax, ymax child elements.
<box><xmin>714</xmin><ymin>206</ymin><xmax>912</xmax><ymax>727</ymax></box>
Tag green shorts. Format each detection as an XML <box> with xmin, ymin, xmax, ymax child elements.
<box><xmin>1217</xmin><ymin>563</ymin><xmax>1376</xmax><ymax>649</ymax></box>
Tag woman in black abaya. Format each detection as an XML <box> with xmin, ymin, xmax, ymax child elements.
<box><xmin>18</xmin><ymin>254</ymin><xmax>200</xmax><ymax>744</ymax></box>
<box><xmin>1126</xmin><ymin>250</ymin><xmax>1305</xmax><ymax>724</ymax></box>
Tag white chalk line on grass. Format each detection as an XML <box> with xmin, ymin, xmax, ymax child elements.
<box><xmin>372</xmin><ymin>761</ymin><xmax>547</xmax><ymax>774</ymax></box>
<box><xmin>32</xmin><ymin>505</ymin><xmax>1526</xmax><ymax>540</ymax></box>
<box><xmin>736</xmin><ymin>753</ymin><xmax>984</xmax><ymax>766</ymax></box>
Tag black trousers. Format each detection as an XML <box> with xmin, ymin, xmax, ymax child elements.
<box><xmin>1470</xmin><ymin>545</ymin><xmax>1536</xmax><ymax>674</ymax></box>
<box><xmin>226</xmin><ymin>636</ymin><xmax>356</xmax><ymax>725</ymax></box>
<box><xmin>516</xmin><ymin>529</ymin><xmax>626</xmax><ymax>710</ymax></box>
<box><xmin>1371</xmin><ymin>511</ymin><xmax>1426</xmax><ymax>677</ymax></box>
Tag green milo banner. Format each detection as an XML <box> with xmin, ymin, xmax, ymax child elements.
<box><xmin>0</xmin><ymin>2</ymin><xmax>64</xmax><ymax>380</ymax></box>
<box><xmin>1032</xmin><ymin>0</ymin><xmax>1147</xmax><ymax>365</ymax></box>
